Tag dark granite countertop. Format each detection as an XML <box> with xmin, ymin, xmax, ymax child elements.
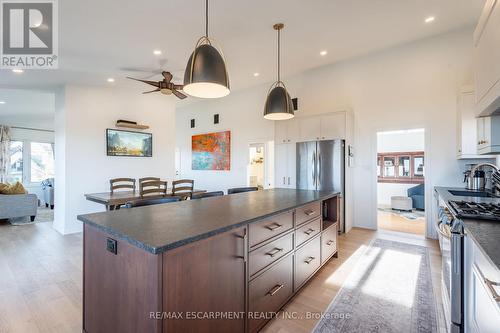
<box><xmin>434</xmin><ymin>186</ymin><xmax>500</xmax><ymax>270</ymax></box>
<box><xmin>78</xmin><ymin>189</ymin><xmax>339</xmax><ymax>254</ymax></box>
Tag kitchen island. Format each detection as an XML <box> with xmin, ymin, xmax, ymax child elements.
<box><xmin>78</xmin><ymin>189</ymin><xmax>340</xmax><ymax>333</ymax></box>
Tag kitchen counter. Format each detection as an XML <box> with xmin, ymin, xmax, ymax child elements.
<box><xmin>434</xmin><ymin>186</ymin><xmax>500</xmax><ymax>270</ymax></box>
<box><xmin>80</xmin><ymin>188</ymin><xmax>341</xmax><ymax>332</ymax></box>
<box><xmin>78</xmin><ymin>188</ymin><xmax>339</xmax><ymax>254</ymax></box>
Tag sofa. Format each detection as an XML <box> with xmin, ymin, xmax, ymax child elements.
<box><xmin>408</xmin><ymin>184</ymin><xmax>425</xmax><ymax>210</ymax></box>
<box><xmin>0</xmin><ymin>193</ymin><xmax>38</xmax><ymax>222</ymax></box>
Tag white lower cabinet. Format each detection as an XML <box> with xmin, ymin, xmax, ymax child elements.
<box><xmin>275</xmin><ymin>143</ymin><xmax>296</xmax><ymax>188</ymax></box>
<box><xmin>465</xmin><ymin>235</ymin><xmax>500</xmax><ymax>333</ymax></box>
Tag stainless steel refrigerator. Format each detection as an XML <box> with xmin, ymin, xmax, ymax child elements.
<box><xmin>296</xmin><ymin>139</ymin><xmax>345</xmax><ymax>232</ymax></box>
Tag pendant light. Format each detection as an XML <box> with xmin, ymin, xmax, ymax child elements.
<box><xmin>264</xmin><ymin>23</ymin><xmax>294</xmax><ymax>120</ymax></box>
<box><xmin>183</xmin><ymin>0</ymin><xmax>230</xmax><ymax>98</ymax></box>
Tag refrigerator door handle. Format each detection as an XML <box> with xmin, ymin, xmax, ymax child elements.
<box><xmin>312</xmin><ymin>152</ymin><xmax>316</xmax><ymax>186</ymax></box>
<box><xmin>318</xmin><ymin>153</ymin><xmax>321</xmax><ymax>186</ymax></box>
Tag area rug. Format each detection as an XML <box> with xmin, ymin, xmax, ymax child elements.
<box><xmin>313</xmin><ymin>239</ymin><xmax>438</xmax><ymax>333</ymax></box>
<box><xmin>378</xmin><ymin>207</ymin><xmax>425</xmax><ymax>221</ymax></box>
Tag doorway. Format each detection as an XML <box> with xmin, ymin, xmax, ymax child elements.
<box><xmin>376</xmin><ymin>129</ymin><xmax>426</xmax><ymax>235</ymax></box>
<box><xmin>248</xmin><ymin>143</ymin><xmax>265</xmax><ymax>189</ymax></box>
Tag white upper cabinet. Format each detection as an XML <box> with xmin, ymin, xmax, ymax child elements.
<box><xmin>477</xmin><ymin>115</ymin><xmax>500</xmax><ymax>154</ymax></box>
<box><xmin>299</xmin><ymin>116</ymin><xmax>322</xmax><ymax>142</ymax></box>
<box><xmin>474</xmin><ymin>0</ymin><xmax>500</xmax><ymax>116</ymax></box>
<box><xmin>456</xmin><ymin>87</ymin><xmax>493</xmax><ymax>159</ymax></box>
<box><xmin>275</xmin><ymin>118</ymin><xmax>299</xmax><ymax>144</ymax></box>
<box><xmin>320</xmin><ymin>112</ymin><xmax>346</xmax><ymax>140</ymax></box>
<box><xmin>297</xmin><ymin>112</ymin><xmax>347</xmax><ymax>142</ymax></box>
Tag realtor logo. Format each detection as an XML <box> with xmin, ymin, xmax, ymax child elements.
<box><xmin>1</xmin><ymin>0</ymin><xmax>58</xmax><ymax>69</ymax></box>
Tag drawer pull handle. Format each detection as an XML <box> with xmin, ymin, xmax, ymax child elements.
<box><xmin>265</xmin><ymin>247</ymin><xmax>284</xmax><ymax>257</ymax></box>
<box><xmin>484</xmin><ymin>278</ymin><xmax>500</xmax><ymax>302</ymax></box>
<box><xmin>304</xmin><ymin>228</ymin><xmax>315</xmax><ymax>235</ymax></box>
<box><xmin>326</xmin><ymin>240</ymin><xmax>334</xmax><ymax>246</ymax></box>
<box><xmin>267</xmin><ymin>284</ymin><xmax>284</xmax><ymax>296</ymax></box>
<box><xmin>266</xmin><ymin>223</ymin><xmax>283</xmax><ymax>231</ymax></box>
<box><xmin>304</xmin><ymin>256</ymin><xmax>315</xmax><ymax>264</ymax></box>
<box><xmin>305</xmin><ymin>210</ymin><xmax>316</xmax><ymax>216</ymax></box>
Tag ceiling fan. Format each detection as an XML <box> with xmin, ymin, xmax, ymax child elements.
<box><xmin>127</xmin><ymin>71</ymin><xmax>187</xmax><ymax>99</ymax></box>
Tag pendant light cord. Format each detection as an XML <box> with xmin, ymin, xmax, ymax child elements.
<box><xmin>277</xmin><ymin>28</ymin><xmax>280</xmax><ymax>82</ymax></box>
<box><xmin>205</xmin><ymin>0</ymin><xmax>209</xmax><ymax>37</ymax></box>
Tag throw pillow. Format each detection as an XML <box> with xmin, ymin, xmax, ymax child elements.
<box><xmin>2</xmin><ymin>182</ymin><xmax>27</xmax><ymax>195</ymax></box>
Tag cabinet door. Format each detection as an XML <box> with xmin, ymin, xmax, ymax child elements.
<box><xmin>163</xmin><ymin>227</ymin><xmax>247</xmax><ymax>333</ymax></box>
<box><xmin>474</xmin><ymin>0</ymin><xmax>500</xmax><ymax>106</ymax></box>
<box><xmin>458</xmin><ymin>92</ymin><xmax>481</xmax><ymax>157</ymax></box>
<box><xmin>469</xmin><ymin>265</ymin><xmax>500</xmax><ymax>333</ymax></box>
<box><xmin>286</xmin><ymin>143</ymin><xmax>296</xmax><ymax>188</ymax></box>
<box><xmin>320</xmin><ymin>112</ymin><xmax>346</xmax><ymax>140</ymax></box>
<box><xmin>299</xmin><ymin>116</ymin><xmax>321</xmax><ymax>142</ymax></box>
<box><xmin>275</xmin><ymin>121</ymin><xmax>288</xmax><ymax>144</ymax></box>
<box><xmin>286</xmin><ymin>118</ymin><xmax>300</xmax><ymax>143</ymax></box>
<box><xmin>477</xmin><ymin>118</ymin><xmax>485</xmax><ymax>149</ymax></box>
<box><xmin>275</xmin><ymin>144</ymin><xmax>288</xmax><ymax>188</ymax></box>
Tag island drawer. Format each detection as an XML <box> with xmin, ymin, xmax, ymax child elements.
<box><xmin>321</xmin><ymin>223</ymin><xmax>338</xmax><ymax>264</ymax></box>
<box><xmin>249</xmin><ymin>254</ymin><xmax>293</xmax><ymax>333</ymax></box>
<box><xmin>296</xmin><ymin>202</ymin><xmax>321</xmax><ymax>226</ymax></box>
<box><xmin>249</xmin><ymin>231</ymin><xmax>294</xmax><ymax>277</ymax></box>
<box><xmin>249</xmin><ymin>211</ymin><xmax>294</xmax><ymax>248</ymax></box>
<box><xmin>295</xmin><ymin>217</ymin><xmax>321</xmax><ymax>248</ymax></box>
<box><xmin>294</xmin><ymin>236</ymin><xmax>321</xmax><ymax>291</ymax></box>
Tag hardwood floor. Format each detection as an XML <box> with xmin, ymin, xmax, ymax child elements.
<box><xmin>0</xmin><ymin>221</ymin><xmax>82</xmax><ymax>333</ymax></box>
<box><xmin>0</xmin><ymin>221</ymin><xmax>443</xmax><ymax>333</ymax></box>
<box><xmin>377</xmin><ymin>209</ymin><xmax>426</xmax><ymax>235</ymax></box>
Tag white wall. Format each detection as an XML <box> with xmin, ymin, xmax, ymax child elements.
<box><xmin>177</xmin><ymin>28</ymin><xmax>477</xmax><ymax>238</ymax></box>
<box><xmin>175</xmin><ymin>86</ymin><xmax>275</xmax><ymax>192</ymax></box>
<box><xmin>54</xmin><ymin>85</ymin><xmax>176</xmax><ymax>234</ymax></box>
<box><xmin>377</xmin><ymin>183</ymin><xmax>417</xmax><ymax>206</ymax></box>
<box><xmin>377</xmin><ymin>129</ymin><xmax>425</xmax><ymax>152</ymax></box>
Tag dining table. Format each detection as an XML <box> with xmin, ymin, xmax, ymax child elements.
<box><xmin>84</xmin><ymin>189</ymin><xmax>207</xmax><ymax>211</ymax></box>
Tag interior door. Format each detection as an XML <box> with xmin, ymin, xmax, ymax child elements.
<box><xmin>296</xmin><ymin>141</ymin><xmax>317</xmax><ymax>190</ymax></box>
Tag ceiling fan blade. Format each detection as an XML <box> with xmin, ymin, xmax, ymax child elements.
<box><xmin>171</xmin><ymin>89</ymin><xmax>187</xmax><ymax>100</ymax></box>
<box><xmin>142</xmin><ymin>89</ymin><xmax>161</xmax><ymax>94</ymax></box>
<box><xmin>173</xmin><ymin>84</ymin><xmax>184</xmax><ymax>90</ymax></box>
<box><xmin>126</xmin><ymin>77</ymin><xmax>159</xmax><ymax>88</ymax></box>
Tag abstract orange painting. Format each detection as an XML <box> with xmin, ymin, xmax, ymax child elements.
<box><xmin>192</xmin><ymin>131</ymin><xmax>231</xmax><ymax>170</ymax></box>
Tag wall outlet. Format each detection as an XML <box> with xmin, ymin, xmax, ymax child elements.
<box><xmin>106</xmin><ymin>238</ymin><xmax>117</xmax><ymax>255</ymax></box>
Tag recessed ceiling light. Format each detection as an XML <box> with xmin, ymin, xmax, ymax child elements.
<box><xmin>153</xmin><ymin>50</ymin><xmax>162</xmax><ymax>55</ymax></box>
<box><xmin>0</xmin><ymin>101</ymin><xmax>5</xmax><ymax>104</ymax></box>
<box><xmin>12</xmin><ymin>69</ymin><xmax>23</xmax><ymax>73</ymax></box>
<box><xmin>253</xmin><ymin>72</ymin><xmax>260</xmax><ymax>77</ymax></box>
<box><xmin>425</xmin><ymin>16</ymin><xmax>435</xmax><ymax>23</ymax></box>
<box><xmin>107</xmin><ymin>78</ymin><xmax>115</xmax><ymax>83</ymax></box>
<box><xmin>320</xmin><ymin>50</ymin><xmax>328</xmax><ymax>56</ymax></box>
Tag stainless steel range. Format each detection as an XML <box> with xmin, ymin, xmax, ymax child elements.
<box><xmin>449</xmin><ymin>200</ymin><xmax>500</xmax><ymax>221</ymax></box>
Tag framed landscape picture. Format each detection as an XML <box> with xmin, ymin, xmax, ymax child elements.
<box><xmin>192</xmin><ymin>131</ymin><xmax>230</xmax><ymax>170</ymax></box>
<box><xmin>106</xmin><ymin>129</ymin><xmax>152</xmax><ymax>157</ymax></box>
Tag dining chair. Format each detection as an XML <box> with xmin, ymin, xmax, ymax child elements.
<box><xmin>110</xmin><ymin>178</ymin><xmax>136</xmax><ymax>194</ymax></box>
<box><xmin>125</xmin><ymin>197</ymin><xmax>181</xmax><ymax>208</ymax></box>
<box><xmin>191</xmin><ymin>191</ymin><xmax>224</xmax><ymax>200</ymax></box>
<box><xmin>172</xmin><ymin>179</ymin><xmax>194</xmax><ymax>200</ymax></box>
<box><xmin>139</xmin><ymin>180</ymin><xmax>168</xmax><ymax>198</ymax></box>
<box><xmin>139</xmin><ymin>177</ymin><xmax>160</xmax><ymax>185</ymax></box>
<box><xmin>227</xmin><ymin>187</ymin><xmax>258</xmax><ymax>195</ymax></box>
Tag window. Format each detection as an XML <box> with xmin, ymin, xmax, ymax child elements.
<box><xmin>30</xmin><ymin>142</ymin><xmax>55</xmax><ymax>182</ymax></box>
<box><xmin>377</xmin><ymin>151</ymin><xmax>424</xmax><ymax>184</ymax></box>
<box><xmin>7</xmin><ymin>140</ymin><xmax>54</xmax><ymax>184</ymax></box>
<box><xmin>398</xmin><ymin>156</ymin><xmax>411</xmax><ymax>177</ymax></box>
<box><xmin>8</xmin><ymin>141</ymin><xmax>23</xmax><ymax>183</ymax></box>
